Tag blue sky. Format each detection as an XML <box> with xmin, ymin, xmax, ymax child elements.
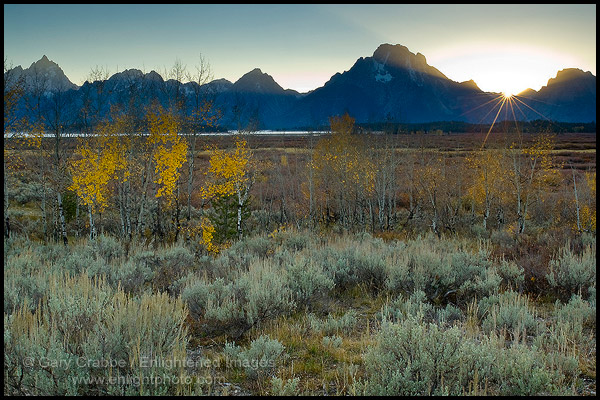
<box><xmin>4</xmin><ymin>4</ymin><xmax>596</xmax><ymax>94</ymax></box>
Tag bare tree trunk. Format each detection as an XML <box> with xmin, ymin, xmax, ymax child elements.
<box><xmin>483</xmin><ymin>206</ymin><xmax>489</xmax><ymax>230</ymax></box>
<box><xmin>75</xmin><ymin>196</ymin><xmax>80</xmax><ymax>238</ymax></box>
<box><xmin>4</xmin><ymin>159</ymin><xmax>9</xmax><ymax>238</ymax></box>
<box><xmin>88</xmin><ymin>203</ymin><xmax>96</xmax><ymax>240</ymax></box>
<box><xmin>155</xmin><ymin>195</ymin><xmax>163</xmax><ymax>248</ymax></box>
<box><xmin>571</xmin><ymin>165</ymin><xmax>582</xmax><ymax>233</ymax></box>
<box><xmin>175</xmin><ymin>185</ymin><xmax>181</xmax><ymax>242</ymax></box>
<box><xmin>125</xmin><ymin>179</ymin><xmax>132</xmax><ymax>240</ymax></box>
<box><xmin>137</xmin><ymin>162</ymin><xmax>150</xmax><ymax>235</ymax></box>
<box><xmin>41</xmin><ymin>180</ymin><xmax>48</xmax><ymax>241</ymax></box>
<box><xmin>57</xmin><ymin>192</ymin><xmax>68</xmax><ymax>245</ymax></box>
<box><xmin>119</xmin><ymin>183</ymin><xmax>126</xmax><ymax>237</ymax></box>
<box><xmin>187</xmin><ymin>133</ymin><xmax>196</xmax><ymax>221</ymax></box>
<box><xmin>237</xmin><ymin>201</ymin><xmax>243</xmax><ymax>240</ymax></box>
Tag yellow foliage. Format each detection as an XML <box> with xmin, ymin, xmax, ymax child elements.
<box><xmin>581</xmin><ymin>205</ymin><xmax>596</xmax><ymax>232</ymax></box>
<box><xmin>147</xmin><ymin>108</ymin><xmax>188</xmax><ymax>204</ymax></box>
<box><xmin>200</xmin><ymin>217</ymin><xmax>227</xmax><ymax>254</ymax></box>
<box><xmin>465</xmin><ymin>149</ymin><xmax>507</xmax><ymax>209</ymax></box>
<box><xmin>311</xmin><ymin>113</ymin><xmax>375</xmax><ymax>199</ymax></box>
<box><xmin>201</xmin><ymin>136</ymin><xmax>252</xmax><ymax>200</ymax></box>
<box><xmin>522</xmin><ymin>133</ymin><xmax>560</xmax><ymax>184</ymax></box>
<box><xmin>68</xmin><ymin>120</ymin><xmax>127</xmax><ymax>213</ymax></box>
<box><xmin>585</xmin><ymin>172</ymin><xmax>596</xmax><ymax>197</ymax></box>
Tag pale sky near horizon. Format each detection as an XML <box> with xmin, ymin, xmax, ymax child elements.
<box><xmin>3</xmin><ymin>4</ymin><xmax>596</xmax><ymax>95</ymax></box>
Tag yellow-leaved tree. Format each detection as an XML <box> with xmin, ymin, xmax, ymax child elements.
<box><xmin>466</xmin><ymin>148</ymin><xmax>509</xmax><ymax>230</ymax></box>
<box><xmin>146</xmin><ymin>106</ymin><xmax>188</xmax><ymax>244</ymax></box>
<box><xmin>201</xmin><ymin>135</ymin><xmax>255</xmax><ymax>248</ymax></box>
<box><xmin>508</xmin><ymin>133</ymin><xmax>559</xmax><ymax>234</ymax></box>
<box><xmin>68</xmin><ymin>119</ymin><xmax>127</xmax><ymax>239</ymax></box>
<box><xmin>311</xmin><ymin>113</ymin><xmax>375</xmax><ymax>227</ymax></box>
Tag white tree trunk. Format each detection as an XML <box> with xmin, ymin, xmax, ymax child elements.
<box><xmin>57</xmin><ymin>192</ymin><xmax>68</xmax><ymax>245</ymax></box>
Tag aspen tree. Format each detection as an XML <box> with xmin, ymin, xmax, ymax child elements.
<box><xmin>146</xmin><ymin>106</ymin><xmax>188</xmax><ymax>244</ymax></box>
<box><xmin>68</xmin><ymin>119</ymin><xmax>126</xmax><ymax>239</ymax></box>
<box><xmin>202</xmin><ymin>136</ymin><xmax>255</xmax><ymax>241</ymax></box>
<box><xmin>311</xmin><ymin>113</ymin><xmax>375</xmax><ymax>228</ymax></box>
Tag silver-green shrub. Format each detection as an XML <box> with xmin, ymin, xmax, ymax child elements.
<box><xmin>322</xmin><ymin>335</ymin><xmax>343</xmax><ymax>348</ymax></box>
<box><xmin>270</xmin><ymin>376</ymin><xmax>300</xmax><ymax>396</ymax></box>
<box><xmin>285</xmin><ymin>257</ymin><xmax>334</xmax><ymax>307</ymax></box>
<box><xmin>181</xmin><ymin>259</ymin><xmax>295</xmax><ymax>338</ymax></box>
<box><xmin>360</xmin><ymin>318</ymin><xmax>562</xmax><ymax>396</ymax></box>
<box><xmin>497</xmin><ymin>258</ymin><xmax>525</xmax><ymax>291</ymax></box>
<box><xmin>181</xmin><ymin>277</ymin><xmax>247</xmax><ymax>337</ymax></box>
<box><xmin>4</xmin><ymin>273</ymin><xmax>191</xmax><ymax>396</ymax></box>
<box><xmin>386</xmin><ymin>239</ymin><xmax>499</xmax><ymax>304</ymax></box>
<box><xmin>379</xmin><ymin>290</ymin><xmax>463</xmax><ymax>327</ymax></box>
<box><xmin>546</xmin><ymin>294</ymin><xmax>596</xmax><ymax>351</ymax></box>
<box><xmin>546</xmin><ymin>243</ymin><xmax>596</xmax><ymax>297</ymax></box>
<box><xmin>225</xmin><ymin>335</ymin><xmax>285</xmax><ymax>380</ymax></box>
<box><xmin>308</xmin><ymin>309</ymin><xmax>358</xmax><ymax>336</ymax></box>
<box><xmin>92</xmin><ymin>234</ymin><xmax>124</xmax><ymax>263</ymax></box>
<box><xmin>236</xmin><ymin>259</ymin><xmax>295</xmax><ymax>329</ymax></box>
<box><xmin>316</xmin><ymin>245</ymin><xmax>387</xmax><ymax>292</ymax></box>
<box><xmin>479</xmin><ymin>290</ymin><xmax>540</xmax><ymax>337</ymax></box>
<box><xmin>361</xmin><ymin>317</ymin><xmax>467</xmax><ymax>395</ymax></box>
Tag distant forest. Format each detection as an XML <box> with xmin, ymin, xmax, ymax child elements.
<box><xmin>354</xmin><ymin>120</ymin><xmax>597</xmax><ymax>135</ymax></box>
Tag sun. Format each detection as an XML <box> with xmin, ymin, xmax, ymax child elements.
<box><xmin>502</xmin><ymin>90</ymin><xmax>514</xmax><ymax>99</ymax></box>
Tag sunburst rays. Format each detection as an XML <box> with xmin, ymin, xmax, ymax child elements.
<box><xmin>460</xmin><ymin>89</ymin><xmax>560</xmax><ymax>150</ymax></box>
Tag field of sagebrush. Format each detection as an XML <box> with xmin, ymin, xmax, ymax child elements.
<box><xmin>4</xmin><ymin>229</ymin><xmax>596</xmax><ymax>395</ymax></box>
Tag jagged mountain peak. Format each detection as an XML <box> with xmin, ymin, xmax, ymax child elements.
<box><xmin>548</xmin><ymin>68</ymin><xmax>595</xmax><ymax>85</ymax></box>
<box><xmin>233</xmin><ymin>68</ymin><xmax>285</xmax><ymax>94</ymax></box>
<box><xmin>460</xmin><ymin>79</ymin><xmax>481</xmax><ymax>90</ymax></box>
<box><xmin>16</xmin><ymin>55</ymin><xmax>79</xmax><ymax>91</ymax></box>
<box><xmin>372</xmin><ymin>43</ymin><xmax>447</xmax><ymax>80</ymax></box>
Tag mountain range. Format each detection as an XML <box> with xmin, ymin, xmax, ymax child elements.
<box><xmin>5</xmin><ymin>44</ymin><xmax>596</xmax><ymax>130</ymax></box>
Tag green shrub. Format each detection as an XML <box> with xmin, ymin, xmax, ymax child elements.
<box><xmin>4</xmin><ymin>273</ymin><xmax>192</xmax><ymax>396</ymax></box>
<box><xmin>497</xmin><ymin>258</ymin><xmax>525</xmax><ymax>291</ymax></box>
<box><xmin>153</xmin><ymin>245</ymin><xmax>195</xmax><ymax>292</ymax></box>
<box><xmin>276</xmin><ymin>230</ymin><xmax>313</xmax><ymax>252</ymax></box>
<box><xmin>224</xmin><ymin>335</ymin><xmax>285</xmax><ymax>380</ymax></box>
<box><xmin>545</xmin><ymin>294</ymin><xmax>596</xmax><ymax>352</ymax></box>
<box><xmin>386</xmin><ymin>240</ymin><xmax>498</xmax><ymax>304</ymax></box>
<box><xmin>4</xmin><ymin>252</ymin><xmax>48</xmax><ymax>314</ymax></box>
<box><xmin>61</xmin><ymin>246</ymin><xmax>104</xmax><ymax>276</ymax></box>
<box><xmin>361</xmin><ymin>318</ymin><xmax>467</xmax><ymax>395</ymax></box>
<box><xmin>181</xmin><ymin>277</ymin><xmax>247</xmax><ymax>338</ymax></box>
<box><xmin>360</xmin><ymin>318</ymin><xmax>562</xmax><ymax>396</ymax></box>
<box><xmin>379</xmin><ymin>290</ymin><xmax>435</xmax><ymax>323</ymax></box>
<box><xmin>181</xmin><ymin>259</ymin><xmax>295</xmax><ymax>338</ymax></box>
<box><xmin>316</xmin><ymin>245</ymin><xmax>387</xmax><ymax>293</ymax></box>
<box><xmin>285</xmin><ymin>257</ymin><xmax>334</xmax><ymax>308</ymax></box>
<box><xmin>379</xmin><ymin>290</ymin><xmax>463</xmax><ymax>327</ymax></box>
<box><xmin>270</xmin><ymin>376</ymin><xmax>300</xmax><ymax>396</ymax></box>
<box><xmin>92</xmin><ymin>234</ymin><xmax>124</xmax><ymax>263</ymax></box>
<box><xmin>108</xmin><ymin>258</ymin><xmax>154</xmax><ymax>294</ymax></box>
<box><xmin>236</xmin><ymin>260</ymin><xmax>295</xmax><ymax>330</ymax></box>
<box><xmin>479</xmin><ymin>291</ymin><xmax>540</xmax><ymax>338</ymax></box>
<box><xmin>226</xmin><ymin>235</ymin><xmax>274</xmax><ymax>259</ymax></box>
<box><xmin>546</xmin><ymin>243</ymin><xmax>596</xmax><ymax>298</ymax></box>
<box><xmin>308</xmin><ymin>310</ymin><xmax>358</xmax><ymax>336</ymax></box>
<box><xmin>322</xmin><ymin>335</ymin><xmax>343</xmax><ymax>348</ymax></box>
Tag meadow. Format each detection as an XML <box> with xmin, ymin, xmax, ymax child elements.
<box><xmin>3</xmin><ymin>126</ymin><xmax>596</xmax><ymax>396</ymax></box>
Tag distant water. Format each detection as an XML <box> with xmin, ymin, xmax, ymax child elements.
<box><xmin>12</xmin><ymin>130</ymin><xmax>328</xmax><ymax>138</ymax></box>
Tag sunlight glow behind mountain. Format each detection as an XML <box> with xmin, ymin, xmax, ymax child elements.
<box><xmin>428</xmin><ymin>43</ymin><xmax>582</xmax><ymax>95</ymax></box>
<box><xmin>3</xmin><ymin>4</ymin><xmax>595</xmax><ymax>95</ymax></box>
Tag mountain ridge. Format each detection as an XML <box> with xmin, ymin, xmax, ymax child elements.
<box><xmin>5</xmin><ymin>45</ymin><xmax>596</xmax><ymax>129</ymax></box>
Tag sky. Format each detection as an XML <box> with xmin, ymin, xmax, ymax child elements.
<box><xmin>3</xmin><ymin>4</ymin><xmax>596</xmax><ymax>95</ymax></box>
